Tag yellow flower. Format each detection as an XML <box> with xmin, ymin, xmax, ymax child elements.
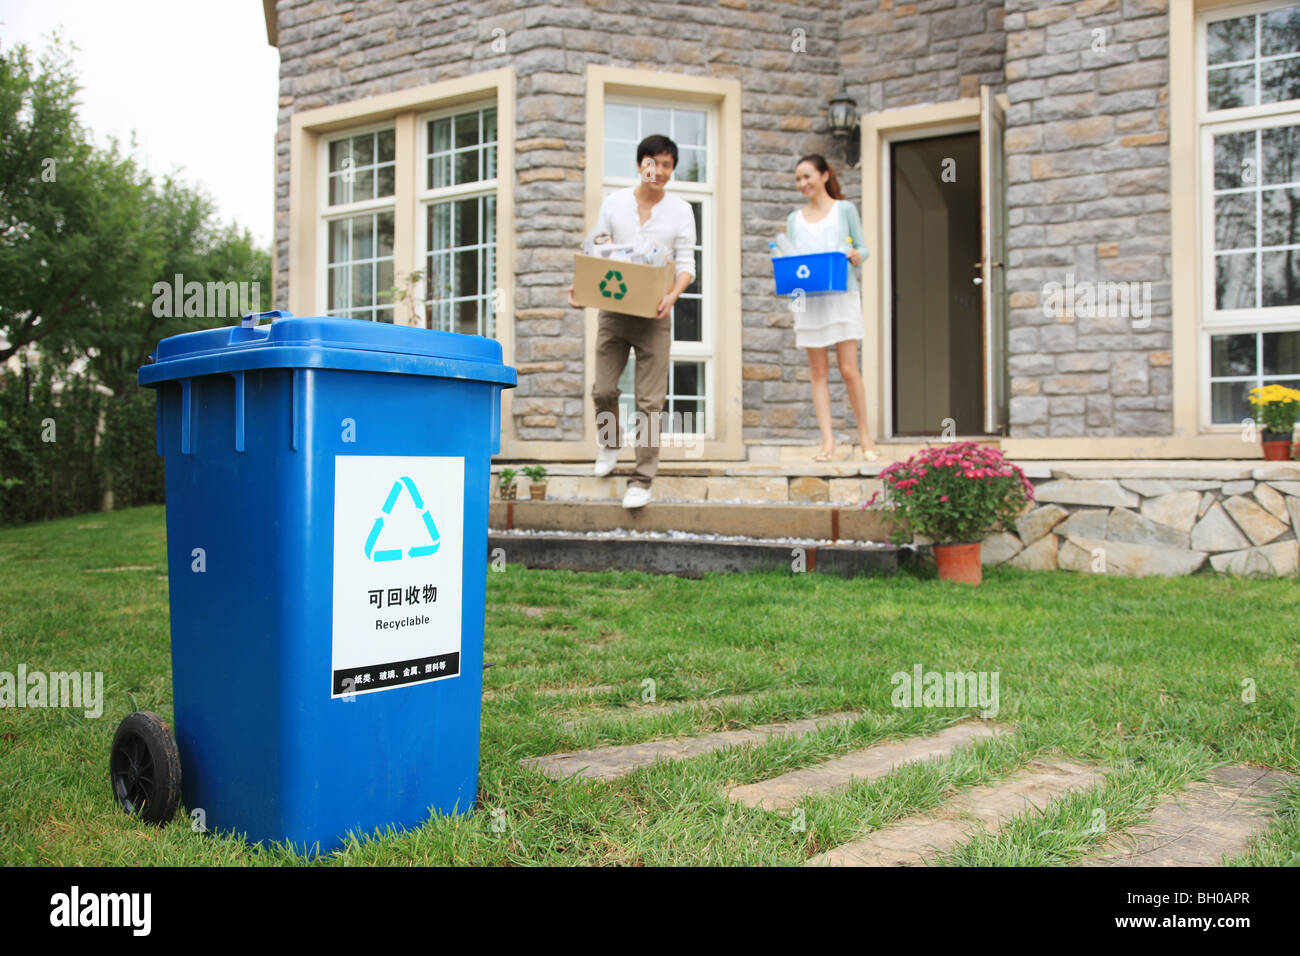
<box><xmin>1248</xmin><ymin>384</ymin><xmax>1300</xmax><ymax>406</ymax></box>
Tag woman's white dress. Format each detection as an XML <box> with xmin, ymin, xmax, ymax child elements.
<box><xmin>791</xmin><ymin>200</ymin><xmax>864</xmax><ymax>349</ymax></box>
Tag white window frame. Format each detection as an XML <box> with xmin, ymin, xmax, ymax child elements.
<box><xmin>1197</xmin><ymin>0</ymin><xmax>1300</xmax><ymax>429</ymax></box>
<box><xmin>316</xmin><ymin>121</ymin><xmax>398</xmax><ymax>322</ymax></box>
<box><xmin>601</xmin><ymin>95</ymin><xmax>717</xmax><ymax>438</ymax></box>
<box><xmin>415</xmin><ymin>101</ymin><xmax>500</xmax><ymax>338</ymax></box>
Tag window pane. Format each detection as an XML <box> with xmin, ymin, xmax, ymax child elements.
<box><xmin>329</xmin><ymin>218</ymin><xmax>350</xmax><ymax>263</ymax></box>
<box><xmin>1212</xmin><ymin>379</ymin><xmax>1253</xmax><ymax>423</ymax></box>
<box><xmin>677</xmin><ymin>146</ymin><xmax>705</xmax><ymax>183</ymax></box>
<box><xmin>483</xmin><ymin>108</ymin><xmax>497</xmax><ymax>143</ymax></box>
<box><xmin>454</xmin><ymin>198</ymin><xmax>479</xmax><ymax>247</ymax></box>
<box><xmin>1208</xmin><ymin>14</ymin><xmax>1255</xmax><ymax>64</ymax></box>
<box><xmin>1212</xmin><ymin>333</ymin><xmax>1257</xmax><ymax>375</ymax></box>
<box><xmin>377</xmin><ymin>260</ymin><xmax>394</xmax><ymax>306</ymax></box>
<box><xmin>1217</xmin><ymin>253</ymin><xmax>1257</xmax><ymax>309</ymax></box>
<box><xmin>456</xmin><ymin>299</ymin><xmax>478</xmax><ymax>336</ymax></box>
<box><xmin>1261</xmin><ymin>56</ymin><xmax>1300</xmax><ymax>104</ymax></box>
<box><xmin>671</xmin><ymin>400</ymin><xmax>702</xmax><ymax>432</ymax></box>
<box><xmin>455</xmin><ymin>249</ymin><xmax>479</xmax><ymax>298</ymax></box>
<box><xmin>485</xmin><ymin>141</ymin><xmax>497</xmax><ymax>180</ymax></box>
<box><xmin>329</xmin><ymin>139</ymin><xmax>350</xmax><ymax>173</ymax></box>
<box><xmin>673</xmin><ymin>295</ymin><xmax>701</xmax><ymax>342</ymax></box>
<box><xmin>427</xmin><ymin>251</ymin><xmax>451</xmax><ymax>301</ymax></box>
<box><xmin>1264</xmin><ymin>331</ymin><xmax>1300</xmax><ymax>374</ymax></box>
<box><xmin>1260</xmin><ymin>5</ymin><xmax>1300</xmax><ymax>56</ymax></box>
<box><xmin>429</xmin><ymin>203</ymin><xmax>451</xmax><ymax>250</ymax></box>
<box><xmin>1208</xmin><ymin>64</ymin><xmax>1256</xmax><ymax>110</ymax></box>
<box><xmin>377</xmin><ymin>164</ymin><xmax>395</xmax><ymax>199</ymax></box>
<box><xmin>1262</xmin><ymin>125</ymin><xmax>1300</xmax><ymax>187</ymax></box>
<box><xmin>429</xmin><ymin>118</ymin><xmax>451</xmax><ymax>153</ymax></box>
<box><xmin>352</xmin><ymin>134</ymin><xmax>373</xmax><ymax>166</ymax></box>
<box><xmin>674</xmin><ymin>109</ymin><xmax>706</xmax><ymax>147</ymax></box>
<box><xmin>1214</xmin><ymin>130</ymin><xmax>1255</xmax><ymax>189</ymax></box>
<box><xmin>1261</xmin><ymin>187</ymin><xmax>1299</xmax><ymax>245</ymax></box>
<box><xmin>351</xmin><ymin>263</ymin><xmax>372</xmax><ymax>309</ymax></box>
<box><xmin>1215</xmin><ymin>192</ymin><xmax>1256</xmax><ymax>249</ymax></box>
<box><xmin>1262</xmin><ymin>250</ymin><xmax>1300</xmax><ymax>306</ymax></box>
<box><xmin>606</xmin><ymin>104</ymin><xmax>637</xmax><ymax>141</ymax></box>
<box><xmin>484</xmin><ymin>194</ymin><xmax>497</xmax><ymax>246</ymax></box>
<box><xmin>455</xmin><ymin>149</ymin><xmax>479</xmax><ymax>185</ymax></box>
<box><xmin>377</xmin><ymin>128</ymin><xmax>395</xmax><ymax>163</ymax></box>
<box><xmin>328</xmin><ymin>265</ymin><xmax>346</xmax><ymax>311</ymax></box>
<box><xmin>353</xmin><ymin>167</ymin><xmax>374</xmax><ymax>203</ymax></box>
<box><xmin>353</xmin><ymin>215</ymin><xmax>374</xmax><ymax>259</ymax></box>
<box><xmin>429</xmin><ymin>155</ymin><xmax>450</xmax><ymax>189</ymax></box>
<box><xmin>641</xmin><ymin>107</ymin><xmax>671</xmax><ymax>137</ymax></box>
<box><xmin>605</xmin><ymin>141</ymin><xmax>635</xmax><ymax>178</ymax></box>
<box><xmin>377</xmin><ymin>211</ymin><xmax>394</xmax><ymax>258</ymax></box>
<box><xmin>454</xmin><ymin>114</ymin><xmax>479</xmax><ymax>151</ymax></box>
<box><xmin>673</xmin><ymin>361</ymin><xmax>701</xmax><ymax>397</ymax></box>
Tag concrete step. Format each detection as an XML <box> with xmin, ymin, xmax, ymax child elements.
<box><xmin>1078</xmin><ymin>765</ymin><xmax>1294</xmax><ymax>867</ymax></box>
<box><xmin>490</xmin><ymin>500</ymin><xmax>897</xmax><ymax>542</ymax></box>
<box><xmin>519</xmin><ymin>712</ymin><xmax>860</xmax><ymax>782</ymax></box>
<box><xmin>729</xmin><ymin>721</ymin><xmax>1005</xmax><ymax>810</ymax></box>
<box><xmin>806</xmin><ymin>760</ymin><xmax>1106</xmax><ymax>867</ymax></box>
<box><xmin>489</xmin><ymin>531</ymin><xmax>906</xmax><ymax>578</ymax></box>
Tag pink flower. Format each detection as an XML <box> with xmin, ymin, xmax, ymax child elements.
<box><xmin>939</xmin><ymin>495</ymin><xmax>948</xmax><ymax>502</ymax></box>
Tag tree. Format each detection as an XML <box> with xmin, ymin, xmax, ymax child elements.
<box><xmin>0</xmin><ymin>36</ymin><xmax>158</xmax><ymax>364</ymax></box>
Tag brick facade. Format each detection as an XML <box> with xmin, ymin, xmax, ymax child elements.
<box><xmin>271</xmin><ymin>0</ymin><xmax>1175</xmax><ymax>445</ymax></box>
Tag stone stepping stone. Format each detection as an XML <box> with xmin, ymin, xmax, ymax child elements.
<box><xmin>519</xmin><ymin>712</ymin><xmax>859</xmax><ymax>781</ymax></box>
<box><xmin>806</xmin><ymin>759</ymin><xmax>1105</xmax><ymax>867</ymax></box>
<box><xmin>728</xmin><ymin>721</ymin><xmax>1005</xmax><ymax>810</ymax></box>
<box><xmin>559</xmin><ymin>693</ymin><xmax>763</xmax><ymax>730</ymax></box>
<box><xmin>1078</xmin><ymin>765</ymin><xmax>1292</xmax><ymax>867</ymax></box>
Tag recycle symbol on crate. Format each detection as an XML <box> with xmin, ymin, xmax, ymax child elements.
<box><xmin>599</xmin><ymin>269</ymin><xmax>627</xmax><ymax>300</ymax></box>
<box><xmin>796</xmin><ymin>264</ymin><xmax>811</xmax><ymax>279</ymax></box>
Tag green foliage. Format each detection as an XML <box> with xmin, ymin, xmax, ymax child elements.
<box><xmin>522</xmin><ymin>465</ymin><xmax>548</xmax><ymax>482</ymax></box>
<box><xmin>497</xmin><ymin>467</ymin><xmax>518</xmax><ymax>490</ymax></box>
<box><xmin>873</xmin><ymin>442</ymin><xmax>1035</xmax><ymax>545</ymax></box>
<box><xmin>0</xmin><ymin>364</ymin><xmax>162</xmax><ymax>526</ymax></box>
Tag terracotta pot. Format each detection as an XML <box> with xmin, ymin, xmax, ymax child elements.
<box><xmin>1261</xmin><ymin>440</ymin><xmax>1292</xmax><ymax>461</ymax></box>
<box><xmin>933</xmin><ymin>542</ymin><xmax>982</xmax><ymax>585</ymax></box>
<box><xmin>529</xmin><ymin>482</ymin><xmax>547</xmax><ymax>500</ymax></box>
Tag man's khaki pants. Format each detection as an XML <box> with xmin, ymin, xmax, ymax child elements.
<box><xmin>592</xmin><ymin>308</ymin><xmax>671</xmax><ymax>490</ymax></box>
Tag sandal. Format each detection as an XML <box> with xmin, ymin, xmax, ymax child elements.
<box><xmin>861</xmin><ymin>447</ymin><xmax>881</xmax><ymax>462</ymax></box>
<box><xmin>813</xmin><ymin>449</ymin><xmax>835</xmax><ymax>462</ymax></box>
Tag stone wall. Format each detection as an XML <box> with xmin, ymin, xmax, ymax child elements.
<box><xmin>1001</xmin><ymin>0</ymin><xmax>1173</xmax><ymax>438</ymax></box>
<box><xmin>983</xmin><ymin>464</ymin><xmax>1300</xmax><ymax>577</ymax></box>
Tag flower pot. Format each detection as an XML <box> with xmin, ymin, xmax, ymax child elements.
<box><xmin>498</xmin><ymin>484</ymin><xmax>517</xmax><ymax>501</ymax></box>
<box><xmin>933</xmin><ymin>542</ymin><xmax>982</xmax><ymax>585</ymax></box>
<box><xmin>529</xmin><ymin>482</ymin><xmax>547</xmax><ymax>500</ymax></box>
<box><xmin>1261</xmin><ymin>440</ymin><xmax>1292</xmax><ymax>461</ymax></box>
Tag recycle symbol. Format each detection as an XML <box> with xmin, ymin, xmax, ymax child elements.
<box><xmin>796</xmin><ymin>264</ymin><xmax>811</xmax><ymax>279</ymax></box>
<box><xmin>599</xmin><ymin>269</ymin><xmax>627</xmax><ymax>300</ymax></box>
<box><xmin>363</xmin><ymin>476</ymin><xmax>441</xmax><ymax>562</ymax></box>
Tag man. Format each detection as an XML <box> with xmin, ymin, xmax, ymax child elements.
<box><xmin>566</xmin><ymin>134</ymin><xmax>696</xmax><ymax>510</ymax></box>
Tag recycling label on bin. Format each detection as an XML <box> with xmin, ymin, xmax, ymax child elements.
<box><xmin>331</xmin><ymin>455</ymin><xmax>464</xmax><ymax>698</ymax></box>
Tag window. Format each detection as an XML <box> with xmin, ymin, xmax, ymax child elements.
<box><xmin>1200</xmin><ymin>2</ymin><xmax>1300</xmax><ymax>423</ymax></box>
<box><xmin>323</xmin><ymin>128</ymin><xmax>396</xmax><ymax>323</ymax></box>
<box><xmin>603</xmin><ymin>99</ymin><xmax>713</xmax><ymax>437</ymax></box>
<box><xmin>421</xmin><ymin>105</ymin><xmax>499</xmax><ymax>337</ymax></box>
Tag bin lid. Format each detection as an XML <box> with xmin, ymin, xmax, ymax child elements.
<box><xmin>139</xmin><ymin>315</ymin><xmax>517</xmax><ymax>388</ymax></box>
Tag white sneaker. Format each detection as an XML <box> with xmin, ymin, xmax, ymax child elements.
<box><xmin>593</xmin><ymin>445</ymin><xmax>620</xmax><ymax>477</ymax></box>
<box><xmin>622</xmin><ymin>485</ymin><xmax>651</xmax><ymax>509</ymax></box>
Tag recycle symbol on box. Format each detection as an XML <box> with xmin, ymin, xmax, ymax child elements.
<box><xmin>600</xmin><ymin>269</ymin><xmax>627</xmax><ymax>300</ymax></box>
<box><xmin>796</xmin><ymin>264</ymin><xmax>811</xmax><ymax>279</ymax></box>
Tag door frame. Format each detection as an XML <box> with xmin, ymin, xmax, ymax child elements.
<box><xmin>860</xmin><ymin>95</ymin><xmax>1008</xmax><ymax>441</ymax></box>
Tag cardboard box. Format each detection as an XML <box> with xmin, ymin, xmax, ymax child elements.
<box><xmin>572</xmin><ymin>253</ymin><xmax>675</xmax><ymax>319</ymax></box>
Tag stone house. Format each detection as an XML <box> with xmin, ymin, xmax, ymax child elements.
<box><xmin>263</xmin><ymin>0</ymin><xmax>1298</xmax><ymax>462</ymax></box>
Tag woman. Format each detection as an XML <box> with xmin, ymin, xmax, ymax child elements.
<box><xmin>786</xmin><ymin>154</ymin><xmax>879</xmax><ymax>462</ymax></box>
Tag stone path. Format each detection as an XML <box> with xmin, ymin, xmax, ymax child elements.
<box><xmin>519</xmin><ymin>712</ymin><xmax>859</xmax><ymax>781</ymax></box>
<box><xmin>1079</xmin><ymin>765</ymin><xmax>1292</xmax><ymax>867</ymax></box>
<box><xmin>805</xmin><ymin>760</ymin><xmax>1106</xmax><ymax>867</ymax></box>
<box><xmin>729</xmin><ymin>721</ymin><xmax>1005</xmax><ymax>810</ymax></box>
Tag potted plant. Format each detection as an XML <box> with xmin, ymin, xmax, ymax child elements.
<box><xmin>870</xmin><ymin>441</ymin><xmax>1034</xmax><ymax>585</ymax></box>
<box><xmin>1248</xmin><ymin>385</ymin><xmax>1300</xmax><ymax>461</ymax></box>
<box><xmin>497</xmin><ymin>467</ymin><xmax>519</xmax><ymax>501</ymax></box>
<box><xmin>522</xmin><ymin>465</ymin><xmax>548</xmax><ymax>500</ymax></box>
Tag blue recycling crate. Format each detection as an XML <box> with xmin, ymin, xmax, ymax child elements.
<box><xmin>771</xmin><ymin>251</ymin><xmax>849</xmax><ymax>296</ymax></box>
<box><xmin>137</xmin><ymin>312</ymin><xmax>515</xmax><ymax>853</ymax></box>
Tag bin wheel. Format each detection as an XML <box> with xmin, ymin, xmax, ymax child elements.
<box><xmin>109</xmin><ymin>711</ymin><xmax>181</xmax><ymax>825</ymax></box>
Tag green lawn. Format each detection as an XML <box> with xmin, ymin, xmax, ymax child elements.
<box><xmin>1</xmin><ymin>505</ymin><xmax>1298</xmax><ymax>866</ymax></box>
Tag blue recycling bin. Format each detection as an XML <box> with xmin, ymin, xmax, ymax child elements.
<box><xmin>136</xmin><ymin>312</ymin><xmax>516</xmax><ymax>852</ymax></box>
<box><xmin>771</xmin><ymin>251</ymin><xmax>849</xmax><ymax>296</ymax></box>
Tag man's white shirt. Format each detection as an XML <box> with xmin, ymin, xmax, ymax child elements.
<box><xmin>593</xmin><ymin>186</ymin><xmax>696</xmax><ymax>283</ymax></box>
